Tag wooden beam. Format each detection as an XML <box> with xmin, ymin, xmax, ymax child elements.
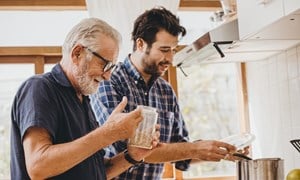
<box><xmin>0</xmin><ymin>46</ymin><xmax>61</xmax><ymax>56</ymax></box>
<box><xmin>0</xmin><ymin>0</ymin><xmax>86</xmax><ymax>10</ymax></box>
<box><xmin>184</xmin><ymin>176</ymin><xmax>235</xmax><ymax>180</ymax></box>
<box><xmin>0</xmin><ymin>56</ymin><xmax>61</xmax><ymax>64</ymax></box>
<box><xmin>179</xmin><ymin>0</ymin><xmax>222</xmax><ymax>11</ymax></box>
<box><xmin>167</xmin><ymin>66</ymin><xmax>179</xmax><ymax>96</ymax></box>
<box><xmin>0</xmin><ymin>0</ymin><xmax>225</xmax><ymax>11</ymax></box>
<box><xmin>34</xmin><ymin>56</ymin><xmax>45</xmax><ymax>74</ymax></box>
<box><xmin>238</xmin><ymin>63</ymin><xmax>250</xmax><ymax>133</ymax></box>
<box><xmin>162</xmin><ymin>163</ymin><xmax>175</xmax><ymax>178</ymax></box>
<box><xmin>0</xmin><ymin>0</ymin><xmax>221</xmax><ymax>11</ymax></box>
<box><xmin>0</xmin><ymin>46</ymin><xmax>62</xmax><ymax>64</ymax></box>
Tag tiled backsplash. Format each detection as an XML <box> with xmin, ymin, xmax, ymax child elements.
<box><xmin>246</xmin><ymin>43</ymin><xmax>300</xmax><ymax>175</ymax></box>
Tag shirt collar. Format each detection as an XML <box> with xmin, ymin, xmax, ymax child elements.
<box><xmin>123</xmin><ymin>55</ymin><xmax>159</xmax><ymax>86</ymax></box>
<box><xmin>51</xmin><ymin>63</ymin><xmax>73</xmax><ymax>87</ymax></box>
<box><xmin>123</xmin><ymin>55</ymin><xmax>145</xmax><ymax>83</ymax></box>
<box><xmin>51</xmin><ymin>63</ymin><xmax>91</xmax><ymax>101</ymax></box>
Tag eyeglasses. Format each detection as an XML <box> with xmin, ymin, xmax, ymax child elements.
<box><xmin>84</xmin><ymin>46</ymin><xmax>116</xmax><ymax>72</ymax></box>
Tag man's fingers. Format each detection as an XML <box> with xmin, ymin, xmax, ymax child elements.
<box><xmin>112</xmin><ymin>96</ymin><xmax>127</xmax><ymax>114</ymax></box>
<box><xmin>155</xmin><ymin>124</ymin><xmax>160</xmax><ymax>131</ymax></box>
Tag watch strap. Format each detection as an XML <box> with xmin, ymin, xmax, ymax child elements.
<box><xmin>124</xmin><ymin>149</ymin><xmax>144</xmax><ymax>165</ymax></box>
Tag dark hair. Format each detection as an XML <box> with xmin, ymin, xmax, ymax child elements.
<box><xmin>131</xmin><ymin>6</ymin><xmax>186</xmax><ymax>51</ymax></box>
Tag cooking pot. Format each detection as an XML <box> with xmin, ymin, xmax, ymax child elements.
<box><xmin>236</xmin><ymin>158</ymin><xmax>284</xmax><ymax>180</ymax></box>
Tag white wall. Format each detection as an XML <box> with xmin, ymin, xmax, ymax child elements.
<box><xmin>0</xmin><ymin>11</ymin><xmax>88</xmax><ymax>46</ymax></box>
<box><xmin>246</xmin><ymin>43</ymin><xmax>300</xmax><ymax>175</ymax></box>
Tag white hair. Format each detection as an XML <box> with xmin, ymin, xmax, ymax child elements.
<box><xmin>62</xmin><ymin>18</ymin><xmax>122</xmax><ymax>58</ymax></box>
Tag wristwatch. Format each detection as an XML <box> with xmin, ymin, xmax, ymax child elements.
<box><xmin>124</xmin><ymin>149</ymin><xmax>144</xmax><ymax>165</ymax></box>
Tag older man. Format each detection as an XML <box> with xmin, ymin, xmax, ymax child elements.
<box><xmin>10</xmin><ymin>18</ymin><xmax>159</xmax><ymax>180</ymax></box>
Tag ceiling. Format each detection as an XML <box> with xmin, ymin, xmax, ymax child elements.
<box><xmin>0</xmin><ymin>0</ymin><xmax>222</xmax><ymax>10</ymax></box>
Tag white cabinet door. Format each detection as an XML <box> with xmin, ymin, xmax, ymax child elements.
<box><xmin>237</xmin><ymin>0</ymin><xmax>284</xmax><ymax>40</ymax></box>
<box><xmin>284</xmin><ymin>0</ymin><xmax>300</xmax><ymax>15</ymax></box>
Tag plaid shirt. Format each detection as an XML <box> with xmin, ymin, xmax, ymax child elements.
<box><xmin>90</xmin><ymin>56</ymin><xmax>191</xmax><ymax>180</ymax></box>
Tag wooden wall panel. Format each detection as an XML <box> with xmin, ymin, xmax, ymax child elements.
<box><xmin>0</xmin><ymin>0</ymin><xmax>86</xmax><ymax>10</ymax></box>
<box><xmin>0</xmin><ymin>0</ymin><xmax>221</xmax><ymax>10</ymax></box>
<box><xmin>179</xmin><ymin>0</ymin><xmax>221</xmax><ymax>10</ymax></box>
<box><xmin>0</xmin><ymin>46</ymin><xmax>61</xmax><ymax>65</ymax></box>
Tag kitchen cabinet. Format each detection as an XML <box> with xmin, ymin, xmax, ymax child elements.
<box><xmin>236</xmin><ymin>0</ymin><xmax>284</xmax><ymax>40</ymax></box>
<box><xmin>284</xmin><ymin>0</ymin><xmax>300</xmax><ymax>15</ymax></box>
<box><xmin>237</xmin><ymin>0</ymin><xmax>300</xmax><ymax>40</ymax></box>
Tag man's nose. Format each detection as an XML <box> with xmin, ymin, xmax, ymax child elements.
<box><xmin>164</xmin><ymin>52</ymin><xmax>175</xmax><ymax>63</ymax></box>
<box><xmin>101</xmin><ymin>71</ymin><xmax>111</xmax><ymax>80</ymax></box>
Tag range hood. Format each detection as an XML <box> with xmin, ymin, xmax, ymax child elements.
<box><xmin>173</xmin><ymin>9</ymin><xmax>300</xmax><ymax>68</ymax></box>
<box><xmin>173</xmin><ymin>16</ymin><xmax>239</xmax><ymax>67</ymax></box>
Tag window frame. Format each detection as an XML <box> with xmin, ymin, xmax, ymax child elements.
<box><xmin>163</xmin><ymin>63</ymin><xmax>249</xmax><ymax>180</ymax></box>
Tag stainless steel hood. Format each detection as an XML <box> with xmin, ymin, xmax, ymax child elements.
<box><xmin>173</xmin><ymin>9</ymin><xmax>300</xmax><ymax>68</ymax></box>
<box><xmin>173</xmin><ymin>16</ymin><xmax>239</xmax><ymax>67</ymax></box>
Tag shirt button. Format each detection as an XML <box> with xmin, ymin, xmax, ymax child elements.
<box><xmin>144</xmin><ymin>92</ymin><xmax>147</xmax><ymax>95</ymax></box>
<box><xmin>134</xmin><ymin>81</ymin><xmax>138</xmax><ymax>84</ymax></box>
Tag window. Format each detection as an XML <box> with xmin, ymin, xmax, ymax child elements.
<box><xmin>177</xmin><ymin>63</ymin><xmax>240</xmax><ymax>178</ymax></box>
<box><xmin>0</xmin><ymin>64</ymin><xmax>34</xmax><ymax>178</ymax></box>
<box><xmin>0</xmin><ymin>9</ymin><xmax>87</xmax><ymax>177</ymax></box>
<box><xmin>45</xmin><ymin>64</ymin><xmax>57</xmax><ymax>72</ymax></box>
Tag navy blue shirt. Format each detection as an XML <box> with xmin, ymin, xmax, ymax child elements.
<box><xmin>11</xmin><ymin>64</ymin><xmax>106</xmax><ymax>180</ymax></box>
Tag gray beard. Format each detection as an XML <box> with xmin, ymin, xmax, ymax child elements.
<box><xmin>73</xmin><ymin>62</ymin><xmax>99</xmax><ymax>96</ymax></box>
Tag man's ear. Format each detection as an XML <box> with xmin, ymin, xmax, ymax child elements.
<box><xmin>136</xmin><ymin>38</ymin><xmax>145</xmax><ymax>50</ymax></box>
<box><xmin>71</xmin><ymin>45</ymin><xmax>83</xmax><ymax>64</ymax></box>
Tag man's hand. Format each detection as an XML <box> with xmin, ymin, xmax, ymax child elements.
<box><xmin>192</xmin><ymin>140</ymin><xmax>237</xmax><ymax>161</ymax></box>
<box><xmin>127</xmin><ymin>124</ymin><xmax>161</xmax><ymax>162</ymax></box>
<box><xmin>103</xmin><ymin>96</ymin><xmax>143</xmax><ymax>141</ymax></box>
<box><xmin>225</xmin><ymin>146</ymin><xmax>251</xmax><ymax>161</ymax></box>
